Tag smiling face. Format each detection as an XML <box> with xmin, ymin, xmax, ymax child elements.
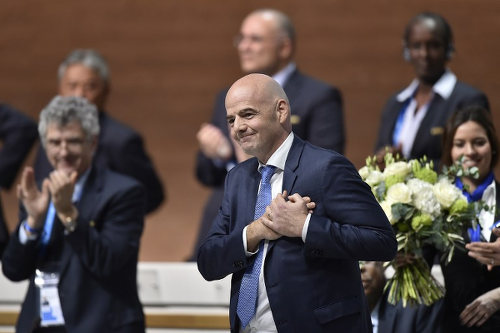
<box><xmin>225</xmin><ymin>74</ymin><xmax>291</xmax><ymax>163</ymax></box>
<box><xmin>451</xmin><ymin>120</ymin><xmax>492</xmax><ymax>183</ymax></box>
<box><xmin>407</xmin><ymin>19</ymin><xmax>448</xmax><ymax>84</ymax></box>
<box><xmin>45</xmin><ymin>121</ymin><xmax>97</xmax><ymax>177</ymax></box>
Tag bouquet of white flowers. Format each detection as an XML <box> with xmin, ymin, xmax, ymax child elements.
<box><xmin>359</xmin><ymin>153</ymin><xmax>480</xmax><ymax>306</ymax></box>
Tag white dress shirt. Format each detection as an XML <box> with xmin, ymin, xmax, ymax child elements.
<box><xmin>240</xmin><ymin>132</ymin><xmax>311</xmax><ymax>332</ymax></box>
<box><xmin>395</xmin><ymin>70</ymin><xmax>457</xmax><ymax>158</ymax></box>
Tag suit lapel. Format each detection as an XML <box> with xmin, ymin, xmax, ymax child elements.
<box><xmin>377</xmin><ymin>298</ymin><xmax>397</xmax><ymax>333</ymax></box>
<box><xmin>267</xmin><ymin>137</ymin><xmax>304</xmax><ymax>253</ymax></box>
<box><xmin>58</xmin><ymin>167</ymin><xmax>103</xmax><ymax>279</ymax></box>
<box><xmin>244</xmin><ymin>159</ymin><xmax>261</xmax><ymax>225</ymax></box>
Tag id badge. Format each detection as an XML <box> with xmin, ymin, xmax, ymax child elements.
<box><xmin>35</xmin><ymin>269</ymin><xmax>65</xmax><ymax>327</ymax></box>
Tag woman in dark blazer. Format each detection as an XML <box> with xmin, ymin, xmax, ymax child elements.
<box><xmin>439</xmin><ymin>106</ymin><xmax>500</xmax><ymax>332</ymax></box>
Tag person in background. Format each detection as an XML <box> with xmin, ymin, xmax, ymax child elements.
<box><xmin>361</xmin><ymin>261</ymin><xmax>443</xmax><ymax>333</ymax></box>
<box><xmin>439</xmin><ymin>105</ymin><xmax>500</xmax><ymax>332</ymax></box>
<box><xmin>375</xmin><ymin>12</ymin><xmax>489</xmax><ymax>168</ymax></box>
<box><xmin>0</xmin><ymin>104</ymin><xmax>38</xmax><ymax>258</ymax></box>
<box><xmin>191</xmin><ymin>8</ymin><xmax>344</xmax><ymax>259</ymax></box>
<box><xmin>198</xmin><ymin>73</ymin><xmax>396</xmax><ymax>332</ymax></box>
<box><xmin>34</xmin><ymin>49</ymin><xmax>165</xmax><ymax>214</ymax></box>
<box><xmin>2</xmin><ymin>96</ymin><xmax>145</xmax><ymax>332</ymax></box>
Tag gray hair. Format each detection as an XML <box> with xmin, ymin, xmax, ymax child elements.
<box><xmin>57</xmin><ymin>49</ymin><xmax>110</xmax><ymax>82</ymax></box>
<box><xmin>39</xmin><ymin>96</ymin><xmax>100</xmax><ymax>146</ymax></box>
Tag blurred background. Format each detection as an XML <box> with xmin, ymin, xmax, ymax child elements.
<box><xmin>1</xmin><ymin>0</ymin><xmax>499</xmax><ymax>261</ymax></box>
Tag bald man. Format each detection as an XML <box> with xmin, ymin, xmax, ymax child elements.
<box><xmin>197</xmin><ymin>74</ymin><xmax>396</xmax><ymax>332</ymax></box>
<box><xmin>190</xmin><ymin>9</ymin><xmax>344</xmax><ymax>260</ymax></box>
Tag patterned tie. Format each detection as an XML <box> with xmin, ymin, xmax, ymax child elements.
<box><xmin>237</xmin><ymin>165</ymin><xmax>276</xmax><ymax>328</ymax></box>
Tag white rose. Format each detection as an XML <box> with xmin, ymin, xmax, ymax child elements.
<box><xmin>383</xmin><ymin>161</ymin><xmax>412</xmax><ymax>178</ymax></box>
<box><xmin>365</xmin><ymin>170</ymin><xmax>385</xmax><ymax>187</ymax></box>
<box><xmin>412</xmin><ymin>182</ymin><xmax>441</xmax><ymax>218</ymax></box>
<box><xmin>380</xmin><ymin>200</ymin><xmax>396</xmax><ymax>224</ymax></box>
<box><xmin>433</xmin><ymin>180</ymin><xmax>463</xmax><ymax>209</ymax></box>
<box><xmin>358</xmin><ymin>166</ymin><xmax>370</xmax><ymax>180</ymax></box>
<box><xmin>386</xmin><ymin>183</ymin><xmax>412</xmax><ymax>204</ymax></box>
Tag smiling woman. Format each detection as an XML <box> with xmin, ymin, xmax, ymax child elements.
<box><xmin>438</xmin><ymin>105</ymin><xmax>500</xmax><ymax>332</ymax></box>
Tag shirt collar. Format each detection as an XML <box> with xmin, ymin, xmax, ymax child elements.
<box><xmin>272</xmin><ymin>62</ymin><xmax>296</xmax><ymax>87</ymax></box>
<box><xmin>258</xmin><ymin>132</ymin><xmax>294</xmax><ymax>172</ymax></box>
<box><xmin>72</xmin><ymin>168</ymin><xmax>91</xmax><ymax>202</ymax></box>
<box><xmin>396</xmin><ymin>69</ymin><xmax>457</xmax><ymax>102</ymax></box>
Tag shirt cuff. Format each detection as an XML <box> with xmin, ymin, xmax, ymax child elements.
<box><xmin>302</xmin><ymin>213</ymin><xmax>312</xmax><ymax>242</ymax></box>
<box><xmin>19</xmin><ymin>220</ymin><xmax>40</xmax><ymax>244</ymax></box>
<box><xmin>242</xmin><ymin>226</ymin><xmax>258</xmax><ymax>257</ymax></box>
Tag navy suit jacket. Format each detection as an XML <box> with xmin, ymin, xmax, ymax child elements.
<box><xmin>375</xmin><ymin>80</ymin><xmax>489</xmax><ymax>162</ymax></box>
<box><xmin>198</xmin><ymin>136</ymin><xmax>397</xmax><ymax>332</ymax></box>
<box><xmin>2</xmin><ymin>166</ymin><xmax>145</xmax><ymax>332</ymax></box>
<box><xmin>34</xmin><ymin>111</ymin><xmax>164</xmax><ymax>214</ymax></box>
<box><xmin>0</xmin><ymin>104</ymin><xmax>38</xmax><ymax>258</ymax></box>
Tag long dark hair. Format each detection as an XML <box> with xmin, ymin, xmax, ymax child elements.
<box><xmin>441</xmin><ymin>105</ymin><xmax>498</xmax><ymax>170</ymax></box>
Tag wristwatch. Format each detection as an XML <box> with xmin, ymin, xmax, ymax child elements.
<box><xmin>62</xmin><ymin>214</ymin><xmax>77</xmax><ymax>233</ymax></box>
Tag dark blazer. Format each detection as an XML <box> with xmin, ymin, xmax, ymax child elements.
<box><xmin>2</xmin><ymin>166</ymin><xmax>145</xmax><ymax>333</ymax></box>
<box><xmin>34</xmin><ymin>111</ymin><xmax>164</xmax><ymax>214</ymax></box>
<box><xmin>198</xmin><ymin>136</ymin><xmax>397</xmax><ymax>332</ymax></box>
<box><xmin>191</xmin><ymin>69</ymin><xmax>344</xmax><ymax>258</ymax></box>
<box><xmin>374</xmin><ymin>80</ymin><xmax>489</xmax><ymax>162</ymax></box>
<box><xmin>377</xmin><ymin>294</ymin><xmax>443</xmax><ymax>333</ymax></box>
<box><xmin>0</xmin><ymin>104</ymin><xmax>38</xmax><ymax>258</ymax></box>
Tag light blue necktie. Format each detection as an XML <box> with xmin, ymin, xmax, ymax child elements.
<box><xmin>237</xmin><ymin>165</ymin><xmax>275</xmax><ymax>328</ymax></box>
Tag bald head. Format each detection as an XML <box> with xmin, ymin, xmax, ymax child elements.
<box><xmin>225</xmin><ymin>74</ymin><xmax>292</xmax><ymax>162</ymax></box>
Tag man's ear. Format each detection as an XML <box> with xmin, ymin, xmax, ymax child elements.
<box><xmin>276</xmin><ymin>99</ymin><xmax>290</xmax><ymax>124</ymax></box>
<box><xmin>278</xmin><ymin>37</ymin><xmax>293</xmax><ymax>60</ymax></box>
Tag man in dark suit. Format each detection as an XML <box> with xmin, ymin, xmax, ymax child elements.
<box><xmin>2</xmin><ymin>96</ymin><xmax>145</xmax><ymax>332</ymax></box>
<box><xmin>197</xmin><ymin>74</ymin><xmax>396</xmax><ymax>332</ymax></box>
<box><xmin>374</xmin><ymin>12</ymin><xmax>489</xmax><ymax>167</ymax></box>
<box><xmin>34</xmin><ymin>49</ymin><xmax>164</xmax><ymax>214</ymax></box>
<box><xmin>361</xmin><ymin>261</ymin><xmax>443</xmax><ymax>333</ymax></box>
<box><xmin>191</xmin><ymin>8</ymin><xmax>344</xmax><ymax>259</ymax></box>
<box><xmin>0</xmin><ymin>104</ymin><xmax>38</xmax><ymax>258</ymax></box>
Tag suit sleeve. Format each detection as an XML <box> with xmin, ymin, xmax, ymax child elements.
<box><xmin>304</xmin><ymin>156</ymin><xmax>397</xmax><ymax>261</ymax></box>
<box><xmin>374</xmin><ymin>97</ymin><xmax>397</xmax><ymax>153</ymax></box>
<box><xmin>0</xmin><ymin>105</ymin><xmax>38</xmax><ymax>189</ymax></box>
<box><xmin>197</xmin><ymin>172</ymin><xmax>249</xmax><ymax>281</ymax></box>
<box><xmin>305</xmin><ymin>86</ymin><xmax>345</xmax><ymax>154</ymax></box>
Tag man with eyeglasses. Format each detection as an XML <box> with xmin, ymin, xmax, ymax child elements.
<box><xmin>190</xmin><ymin>8</ymin><xmax>344</xmax><ymax>260</ymax></box>
<box><xmin>2</xmin><ymin>96</ymin><xmax>145</xmax><ymax>332</ymax></box>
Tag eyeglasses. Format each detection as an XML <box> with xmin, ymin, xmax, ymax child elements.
<box><xmin>46</xmin><ymin>138</ymin><xmax>86</xmax><ymax>152</ymax></box>
<box><xmin>233</xmin><ymin>34</ymin><xmax>266</xmax><ymax>47</ymax></box>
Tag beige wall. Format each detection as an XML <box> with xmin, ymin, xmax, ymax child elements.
<box><xmin>1</xmin><ymin>0</ymin><xmax>499</xmax><ymax>261</ymax></box>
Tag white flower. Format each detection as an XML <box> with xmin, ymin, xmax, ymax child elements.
<box><xmin>433</xmin><ymin>179</ymin><xmax>463</xmax><ymax>209</ymax></box>
<box><xmin>386</xmin><ymin>183</ymin><xmax>412</xmax><ymax>204</ymax></box>
<box><xmin>380</xmin><ymin>200</ymin><xmax>396</xmax><ymax>224</ymax></box>
<box><xmin>358</xmin><ymin>166</ymin><xmax>370</xmax><ymax>180</ymax></box>
<box><xmin>383</xmin><ymin>161</ymin><xmax>412</xmax><ymax>178</ymax></box>
<box><xmin>365</xmin><ymin>170</ymin><xmax>385</xmax><ymax>187</ymax></box>
<box><xmin>408</xmin><ymin>179</ymin><xmax>441</xmax><ymax>218</ymax></box>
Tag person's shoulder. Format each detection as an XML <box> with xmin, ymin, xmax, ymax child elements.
<box><xmin>100</xmin><ymin>167</ymin><xmax>144</xmax><ymax>192</ymax></box>
<box><xmin>99</xmin><ymin>112</ymin><xmax>143</xmax><ymax>145</ymax></box>
<box><xmin>99</xmin><ymin>112</ymin><xmax>140</xmax><ymax>138</ymax></box>
<box><xmin>291</xmin><ymin>70</ymin><xmax>340</xmax><ymax>92</ymax></box>
<box><xmin>453</xmin><ymin>80</ymin><xmax>487</xmax><ymax>97</ymax></box>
